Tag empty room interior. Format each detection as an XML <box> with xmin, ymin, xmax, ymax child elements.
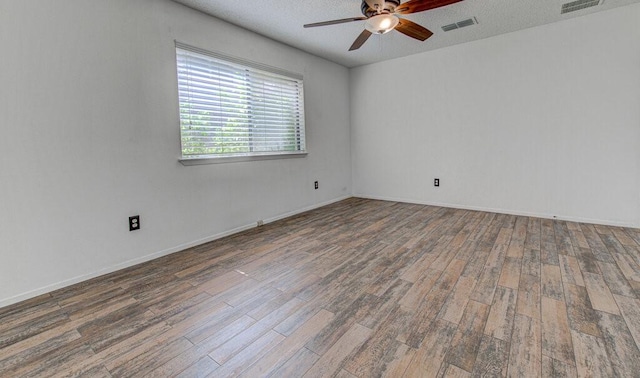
<box><xmin>2</xmin><ymin>0</ymin><xmax>640</xmax><ymax>376</ymax></box>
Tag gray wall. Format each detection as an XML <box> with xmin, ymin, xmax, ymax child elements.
<box><xmin>351</xmin><ymin>4</ymin><xmax>640</xmax><ymax>227</ymax></box>
<box><xmin>0</xmin><ymin>0</ymin><xmax>352</xmax><ymax>306</ymax></box>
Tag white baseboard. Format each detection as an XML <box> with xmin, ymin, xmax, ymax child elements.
<box><xmin>354</xmin><ymin>194</ymin><xmax>639</xmax><ymax>228</ymax></box>
<box><xmin>0</xmin><ymin>195</ymin><xmax>351</xmax><ymax>309</ymax></box>
<box><xmin>262</xmin><ymin>195</ymin><xmax>351</xmax><ymax>224</ymax></box>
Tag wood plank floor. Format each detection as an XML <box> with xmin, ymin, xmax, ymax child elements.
<box><xmin>2</xmin><ymin>198</ymin><xmax>640</xmax><ymax>377</ymax></box>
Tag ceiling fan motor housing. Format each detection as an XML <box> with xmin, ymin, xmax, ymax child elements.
<box><xmin>361</xmin><ymin>0</ymin><xmax>401</xmax><ymax>17</ymax></box>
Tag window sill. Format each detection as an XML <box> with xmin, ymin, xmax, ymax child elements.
<box><xmin>179</xmin><ymin>152</ymin><xmax>308</xmax><ymax>166</ymax></box>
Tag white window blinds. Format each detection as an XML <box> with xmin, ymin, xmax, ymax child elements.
<box><xmin>176</xmin><ymin>43</ymin><xmax>306</xmax><ymax>160</ymax></box>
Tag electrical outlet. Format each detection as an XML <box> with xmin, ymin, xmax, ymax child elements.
<box><xmin>314</xmin><ymin>181</ymin><xmax>319</xmax><ymax>190</ymax></box>
<box><xmin>434</xmin><ymin>178</ymin><xmax>440</xmax><ymax>187</ymax></box>
<box><xmin>129</xmin><ymin>215</ymin><xmax>140</xmax><ymax>231</ymax></box>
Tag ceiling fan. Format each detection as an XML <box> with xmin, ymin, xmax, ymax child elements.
<box><xmin>304</xmin><ymin>0</ymin><xmax>463</xmax><ymax>51</ymax></box>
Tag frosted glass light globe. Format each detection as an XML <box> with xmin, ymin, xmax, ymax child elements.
<box><xmin>365</xmin><ymin>14</ymin><xmax>399</xmax><ymax>35</ymax></box>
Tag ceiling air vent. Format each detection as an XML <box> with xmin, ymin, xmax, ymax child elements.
<box><xmin>442</xmin><ymin>17</ymin><xmax>477</xmax><ymax>32</ymax></box>
<box><xmin>561</xmin><ymin>0</ymin><xmax>601</xmax><ymax>14</ymax></box>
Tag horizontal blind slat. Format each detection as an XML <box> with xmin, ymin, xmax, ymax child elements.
<box><xmin>176</xmin><ymin>44</ymin><xmax>306</xmax><ymax>158</ymax></box>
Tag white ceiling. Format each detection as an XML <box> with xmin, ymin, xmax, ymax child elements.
<box><xmin>173</xmin><ymin>0</ymin><xmax>640</xmax><ymax>67</ymax></box>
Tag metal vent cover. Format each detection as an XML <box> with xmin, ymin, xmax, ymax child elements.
<box><xmin>442</xmin><ymin>17</ymin><xmax>477</xmax><ymax>32</ymax></box>
<box><xmin>561</xmin><ymin>0</ymin><xmax>601</xmax><ymax>14</ymax></box>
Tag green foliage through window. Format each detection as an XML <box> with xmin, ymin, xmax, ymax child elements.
<box><xmin>176</xmin><ymin>44</ymin><xmax>306</xmax><ymax>159</ymax></box>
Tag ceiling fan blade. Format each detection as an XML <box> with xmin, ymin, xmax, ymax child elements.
<box><xmin>395</xmin><ymin>18</ymin><xmax>433</xmax><ymax>41</ymax></box>
<box><xmin>349</xmin><ymin>29</ymin><xmax>373</xmax><ymax>51</ymax></box>
<box><xmin>304</xmin><ymin>17</ymin><xmax>368</xmax><ymax>28</ymax></box>
<box><xmin>395</xmin><ymin>0</ymin><xmax>463</xmax><ymax>15</ymax></box>
<box><xmin>365</xmin><ymin>0</ymin><xmax>385</xmax><ymax>11</ymax></box>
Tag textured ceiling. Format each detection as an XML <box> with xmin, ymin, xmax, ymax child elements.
<box><xmin>172</xmin><ymin>0</ymin><xmax>640</xmax><ymax>67</ymax></box>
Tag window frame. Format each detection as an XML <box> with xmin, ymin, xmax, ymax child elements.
<box><xmin>175</xmin><ymin>42</ymin><xmax>307</xmax><ymax>165</ymax></box>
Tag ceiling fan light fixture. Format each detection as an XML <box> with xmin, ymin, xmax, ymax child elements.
<box><xmin>365</xmin><ymin>14</ymin><xmax>399</xmax><ymax>34</ymax></box>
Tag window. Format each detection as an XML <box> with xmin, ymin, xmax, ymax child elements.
<box><xmin>176</xmin><ymin>42</ymin><xmax>306</xmax><ymax>162</ymax></box>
